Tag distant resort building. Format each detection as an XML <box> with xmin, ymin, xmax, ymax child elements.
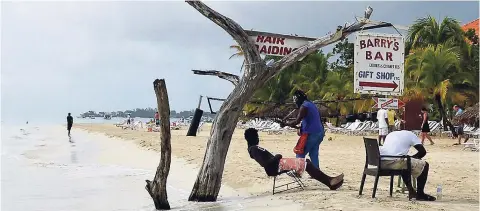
<box><xmin>461</xmin><ymin>18</ymin><xmax>479</xmax><ymax>43</ymax></box>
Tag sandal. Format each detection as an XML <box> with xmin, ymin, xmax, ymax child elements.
<box><xmin>416</xmin><ymin>194</ymin><xmax>436</xmax><ymax>201</ymax></box>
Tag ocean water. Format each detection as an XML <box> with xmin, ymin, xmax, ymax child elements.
<box><xmin>1</xmin><ymin>122</ymin><xmax>301</xmax><ymax>211</ymax></box>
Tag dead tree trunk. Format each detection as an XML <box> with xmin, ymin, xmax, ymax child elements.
<box><xmin>186</xmin><ymin>0</ymin><xmax>379</xmax><ymax>201</ymax></box>
<box><xmin>145</xmin><ymin>79</ymin><xmax>172</xmax><ymax>210</ymax></box>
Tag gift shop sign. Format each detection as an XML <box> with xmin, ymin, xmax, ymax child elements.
<box><xmin>354</xmin><ymin>33</ymin><xmax>405</xmax><ymax>96</ymax></box>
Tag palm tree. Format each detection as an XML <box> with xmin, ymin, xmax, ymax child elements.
<box><xmin>404</xmin><ymin>43</ymin><xmax>477</xmax><ymax>129</ymax></box>
<box><xmin>321</xmin><ymin>68</ymin><xmax>357</xmax><ymax>125</ymax></box>
<box><xmin>406</xmin><ymin>16</ymin><xmax>465</xmax><ymax>55</ymax></box>
<box><xmin>229</xmin><ymin>45</ymin><xmax>245</xmax><ymax>72</ymax></box>
<box><xmin>290</xmin><ymin>51</ymin><xmax>332</xmax><ymax>99</ymax></box>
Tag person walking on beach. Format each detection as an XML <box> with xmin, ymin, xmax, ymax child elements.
<box><xmin>387</xmin><ymin>108</ymin><xmax>404</xmax><ymax>132</ymax></box>
<box><xmin>387</xmin><ymin>108</ymin><xmax>396</xmax><ymax>132</ymax></box>
<box><xmin>420</xmin><ymin>107</ymin><xmax>434</xmax><ymax>145</ymax></box>
<box><xmin>280</xmin><ymin>90</ymin><xmax>324</xmax><ymax>169</ymax></box>
<box><xmin>377</xmin><ymin>107</ymin><xmax>388</xmax><ymax>146</ymax></box>
<box><xmin>67</xmin><ymin>113</ymin><xmax>73</xmax><ymax>137</ymax></box>
<box><xmin>453</xmin><ymin>105</ymin><xmax>468</xmax><ymax>145</ymax></box>
<box><xmin>154</xmin><ymin>112</ymin><xmax>160</xmax><ymax>126</ymax></box>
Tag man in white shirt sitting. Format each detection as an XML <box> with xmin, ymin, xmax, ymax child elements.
<box><xmin>380</xmin><ymin>130</ymin><xmax>436</xmax><ymax>201</ymax></box>
<box><xmin>377</xmin><ymin>107</ymin><xmax>389</xmax><ymax>146</ymax></box>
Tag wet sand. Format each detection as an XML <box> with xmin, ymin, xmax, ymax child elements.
<box><xmin>76</xmin><ymin>123</ymin><xmax>479</xmax><ymax>211</ymax></box>
<box><xmin>3</xmin><ymin>124</ymin><xmax>301</xmax><ymax>211</ymax></box>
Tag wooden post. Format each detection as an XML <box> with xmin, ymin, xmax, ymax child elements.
<box><xmin>145</xmin><ymin>79</ymin><xmax>172</xmax><ymax>210</ymax></box>
<box><xmin>198</xmin><ymin>95</ymin><xmax>203</xmax><ymax>109</ymax></box>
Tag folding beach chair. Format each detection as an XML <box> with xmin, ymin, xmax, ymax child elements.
<box><xmin>272</xmin><ymin>170</ymin><xmax>306</xmax><ymax>195</ymax></box>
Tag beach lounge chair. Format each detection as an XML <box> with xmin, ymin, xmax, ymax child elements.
<box><xmin>115</xmin><ymin>120</ymin><xmax>127</xmax><ymax>127</ymax></box>
<box><xmin>462</xmin><ymin>139</ymin><xmax>479</xmax><ymax>152</ymax></box>
<box><xmin>272</xmin><ymin>170</ymin><xmax>306</xmax><ymax>195</ymax></box>
<box><xmin>326</xmin><ymin>122</ymin><xmax>342</xmax><ymax>133</ymax></box>
<box><xmin>359</xmin><ymin>138</ymin><xmax>413</xmax><ymax>198</ymax></box>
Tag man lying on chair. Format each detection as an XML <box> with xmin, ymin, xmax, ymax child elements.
<box><xmin>381</xmin><ymin>130</ymin><xmax>436</xmax><ymax>201</ymax></box>
<box><xmin>244</xmin><ymin>128</ymin><xmax>344</xmax><ymax>190</ymax></box>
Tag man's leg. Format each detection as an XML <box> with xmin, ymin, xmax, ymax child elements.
<box><xmin>400</xmin><ymin>172</ymin><xmax>416</xmax><ymax>199</ymax></box>
<box><xmin>411</xmin><ymin>160</ymin><xmax>436</xmax><ymax>201</ymax></box>
<box><xmin>416</xmin><ymin>162</ymin><xmax>429</xmax><ymax>196</ymax></box>
<box><xmin>308</xmin><ymin>133</ymin><xmax>322</xmax><ymax>169</ymax></box>
<box><xmin>305</xmin><ymin>159</ymin><xmax>344</xmax><ymax>190</ymax></box>
<box><xmin>298</xmin><ymin>133</ymin><xmax>319</xmax><ymax>168</ymax></box>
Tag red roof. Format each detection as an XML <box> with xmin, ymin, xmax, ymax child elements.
<box><xmin>462</xmin><ymin>19</ymin><xmax>479</xmax><ymax>36</ymax></box>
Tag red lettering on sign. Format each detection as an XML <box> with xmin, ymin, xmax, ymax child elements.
<box><xmin>260</xmin><ymin>45</ymin><xmax>267</xmax><ymax>54</ymax></box>
<box><xmin>381</xmin><ymin>39</ymin><xmax>386</xmax><ymax>48</ymax></box>
<box><xmin>360</xmin><ymin>40</ymin><xmax>366</xmax><ymax>49</ymax></box>
<box><xmin>359</xmin><ymin>38</ymin><xmax>401</xmax><ymax>52</ymax></box>
<box><xmin>283</xmin><ymin>47</ymin><xmax>292</xmax><ymax>55</ymax></box>
<box><xmin>366</xmin><ymin>51</ymin><xmax>372</xmax><ymax>60</ymax></box>
<box><xmin>277</xmin><ymin>38</ymin><xmax>285</xmax><ymax>45</ymax></box>
<box><xmin>271</xmin><ymin>46</ymin><xmax>279</xmax><ymax>54</ymax></box>
<box><xmin>365</xmin><ymin>51</ymin><xmax>394</xmax><ymax>61</ymax></box>
<box><xmin>386</xmin><ymin>52</ymin><xmax>392</xmax><ymax>61</ymax></box>
<box><xmin>374</xmin><ymin>52</ymin><xmax>383</xmax><ymax>60</ymax></box>
<box><xmin>256</xmin><ymin>36</ymin><xmax>264</xmax><ymax>43</ymax></box>
<box><xmin>264</xmin><ymin>36</ymin><xmax>272</xmax><ymax>44</ymax></box>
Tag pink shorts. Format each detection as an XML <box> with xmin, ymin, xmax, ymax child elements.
<box><xmin>278</xmin><ymin>158</ymin><xmax>307</xmax><ymax>175</ymax></box>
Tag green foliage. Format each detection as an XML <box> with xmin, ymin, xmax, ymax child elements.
<box><xmin>231</xmin><ymin>16</ymin><xmax>478</xmax><ymax>118</ymax></box>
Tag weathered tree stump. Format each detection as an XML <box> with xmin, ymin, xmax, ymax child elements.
<box><xmin>145</xmin><ymin>79</ymin><xmax>172</xmax><ymax>210</ymax></box>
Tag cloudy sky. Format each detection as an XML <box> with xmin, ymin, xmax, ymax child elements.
<box><xmin>1</xmin><ymin>1</ymin><xmax>478</xmax><ymax>122</ymax></box>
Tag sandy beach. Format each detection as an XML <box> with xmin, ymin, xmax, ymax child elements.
<box><xmin>76</xmin><ymin>123</ymin><xmax>479</xmax><ymax>211</ymax></box>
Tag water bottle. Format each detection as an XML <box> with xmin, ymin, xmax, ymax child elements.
<box><xmin>436</xmin><ymin>184</ymin><xmax>442</xmax><ymax>200</ymax></box>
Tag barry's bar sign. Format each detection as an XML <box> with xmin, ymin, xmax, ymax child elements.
<box><xmin>246</xmin><ymin>30</ymin><xmax>315</xmax><ymax>57</ymax></box>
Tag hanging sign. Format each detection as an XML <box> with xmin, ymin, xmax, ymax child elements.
<box><xmin>354</xmin><ymin>33</ymin><xmax>405</xmax><ymax>96</ymax></box>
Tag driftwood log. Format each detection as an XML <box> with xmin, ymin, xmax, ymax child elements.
<box><xmin>185</xmin><ymin>0</ymin><xmax>390</xmax><ymax>202</ymax></box>
<box><xmin>145</xmin><ymin>79</ymin><xmax>172</xmax><ymax>210</ymax></box>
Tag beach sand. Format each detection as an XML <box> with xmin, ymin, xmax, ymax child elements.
<box><xmin>76</xmin><ymin>123</ymin><xmax>479</xmax><ymax>211</ymax></box>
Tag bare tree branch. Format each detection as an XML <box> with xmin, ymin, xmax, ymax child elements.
<box><xmin>186</xmin><ymin>0</ymin><xmax>262</xmax><ymax>68</ymax></box>
<box><xmin>192</xmin><ymin>70</ymin><xmax>240</xmax><ymax>86</ymax></box>
<box><xmin>266</xmin><ymin>21</ymin><xmax>369</xmax><ymax>80</ymax></box>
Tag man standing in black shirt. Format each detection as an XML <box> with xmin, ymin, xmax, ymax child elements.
<box><xmin>67</xmin><ymin>113</ymin><xmax>73</xmax><ymax>137</ymax></box>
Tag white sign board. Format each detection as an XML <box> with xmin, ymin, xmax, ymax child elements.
<box><xmin>354</xmin><ymin>33</ymin><xmax>405</xmax><ymax>96</ymax></box>
<box><xmin>372</xmin><ymin>97</ymin><xmax>405</xmax><ymax>109</ymax></box>
<box><xmin>246</xmin><ymin>30</ymin><xmax>314</xmax><ymax>57</ymax></box>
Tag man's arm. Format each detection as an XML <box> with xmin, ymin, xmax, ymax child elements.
<box><xmin>412</xmin><ymin>144</ymin><xmax>427</xmax><ymax>159</ymax></box>
<box><xmin>282</xmin><ymin>106</ymin><xmax>307</xmax><ymax>128</ymax></box>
